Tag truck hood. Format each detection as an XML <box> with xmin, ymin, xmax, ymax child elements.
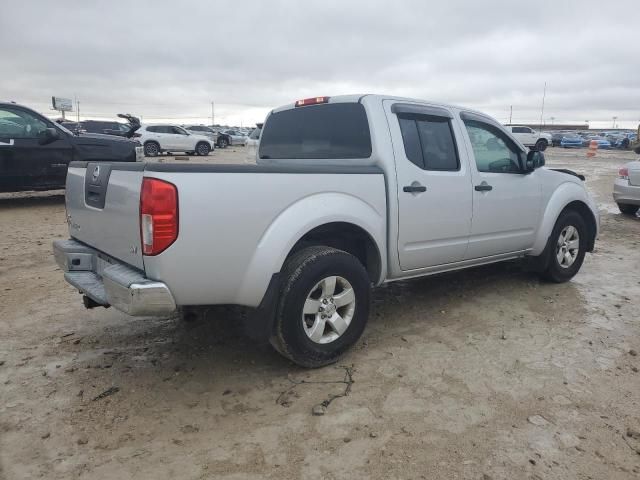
<box><xmin>70</xmin><ymin>132</ymin><xmax>138</xmax><ymax>162</ymax></box>
<box><xmin>74</xmin><ymin>132</ymin><xmax>138</xmax><ymax>145</ymax></box>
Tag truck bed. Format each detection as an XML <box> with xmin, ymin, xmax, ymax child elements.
<box><xmin>63</xmin><ymin>161</ymin><xmax>387</xmax><ymax>308</ymax></box>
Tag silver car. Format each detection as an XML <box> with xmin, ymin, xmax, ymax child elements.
<box><xmin>613</xmin><ymin>160</ymin><xmax>640</xmax><ymax>215</ymax></box>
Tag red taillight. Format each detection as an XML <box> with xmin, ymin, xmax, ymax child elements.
<box><xmin>140</xmin><ymin>178</ymin><xmax>178</xmax><ymax>255</ymax></box>
<box><xmin>619</xmin><ymin>167</ymin><xmax>629</xmax><ymax>179</ymax></box>
<box><xmin>295</xmin><ymin>96</ymin><xmax>330</xmax><ymax>107</ymax></box>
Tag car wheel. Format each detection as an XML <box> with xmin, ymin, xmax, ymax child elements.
<box><xmin>218</xmin><ymin>138</ymin><xmax>228</xmax><ymax>148</ymax></box>
<box><xmin>617</xmin><ymin>203</ymin><xmax>639</xmax><ymax>215</ymax></box>
<box><xmin>535</xmin><ymin>139</ymin><xmax>548</xmax><ymax>152</ymax></box>
<box><xmin>144</xmin><ymin>141</ymin><xmax>160</xmax><ymax>157</ymax></box>
<box><xmin>540</xmin><ymin>210</ymin><xmax>587</xmax><ymax>283</ymax></box>
<box><xmin>270</xmin><ymin>246</ymin><xmax>371</xmax><ymax>368</ymax></box>
<box><xmin>196</xmin><ymin>142</ymin><xmax>210</xmax><ymax>156</ymax></box>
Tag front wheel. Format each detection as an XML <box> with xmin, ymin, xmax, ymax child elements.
<box><xmin>270</xmin><ymin>246</ymin><xmax>371</xmax><ymax>368</ymax></box>
<box><xmin>540</xmin><ymin>210</ymin><xmax>587</xmax><ymax>283</ymax></box>
<box><xmin>196</xmin><ymin>142</ymin><xmax>210</xmax><ymax>156</ymax></box>
<box><xmin>618</xmin><ymin>203</ymin><xmax>639</xmax><ymax>215</ymax></box>
<box><xmin>217</xmin><ymin>137</ymin><xmax>228</xmax><ymax>148</ymax></box>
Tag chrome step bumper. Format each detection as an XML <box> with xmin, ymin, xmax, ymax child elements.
<box><xmin>53</xmin><ymin>239</ymin><xmax>176</xmax><ymax>316</ymax></box>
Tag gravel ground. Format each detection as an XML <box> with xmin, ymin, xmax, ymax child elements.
<box><xmin>1</xmin><ymin>147</ymin><xmax>639</xmax><ymax>479</ymax></box>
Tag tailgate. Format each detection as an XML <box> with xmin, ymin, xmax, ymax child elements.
<box><xmin>65</xmin><ymin>161</ymin><xmax>145</xmax><ymax>269</ymax></box>
<box><xmin>628</xmin><ymin>161</ymin><xmax>640</xmax><ymax>186</ymax></box>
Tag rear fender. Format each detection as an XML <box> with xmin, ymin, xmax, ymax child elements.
<box><xmin>235</xmin><ymin>192</ymin><xmax>386</xmax><ymax>306</ymax></box>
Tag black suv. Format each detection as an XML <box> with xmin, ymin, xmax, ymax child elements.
<box><xmin>80</xmin><ymin>120</ymin><xmax>132</xmax><ymax>137</ymax></box>
<box><xmin>0</xmin><ymin>103</ymin><xmax>142</xmax><ymax>192</ymax></box>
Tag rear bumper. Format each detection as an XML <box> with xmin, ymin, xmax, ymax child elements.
<box><xmin>613</xmin><ymin>179</ymin><xmax>640</xmax><ymax>206</ymax></box>
<box><xmin>53</xmin><ymin>239</ymin><xmax>176</xmax><ymax>316</ymax></box>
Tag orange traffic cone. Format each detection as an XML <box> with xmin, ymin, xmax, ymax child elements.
<box><xmin>586</xmin><ymin>140</ymin><xmax>598</xmax><ymax>158</ymax></box>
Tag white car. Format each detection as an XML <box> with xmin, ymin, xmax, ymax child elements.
<box><xmin>223</xmin><ymin>129</ymin><xmax>248</xmax><ymax>146</ymax></box>
<box><xmin>504</xmin><ymin>125</ymin><xmax>552</xmax><ymax>151</ymax></box>
<box><xmin>138</xmin><ymin>124</ymin><xmax>214</xmax><ymax>156</ymax></box>
<box><xmin>613</xmin><ymin>160</ymin><xmax>640</xmax><ymax>215</ymax></box>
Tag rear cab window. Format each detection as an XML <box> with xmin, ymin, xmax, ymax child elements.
<box><xmin>259</xmin><ymin>103</ymin><xmax>371</xmax><ymax>159</ymax></box>
<box><xmin>397</xmin><ymin>113</ymin><xmax>459</xmax><ymax>171</ymax></box>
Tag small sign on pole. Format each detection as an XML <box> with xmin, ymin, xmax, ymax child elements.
<box><xmin>52</xmin><ymin>96</ymin><xmax>73</xmax><ymax>119</ymax></box>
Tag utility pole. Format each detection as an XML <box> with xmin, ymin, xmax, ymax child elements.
<box><xmin>211</xmin><ymin>101</ymin><xmax>214</xmax><ymax>126</ymax></box>
<box><xmin>76</xmin><ymin>100</ymin><xmax>80</xmax><ymax>123</ymax></box>
<box><xmin>509</xmin><ymin>105</ymin><xmax>512</xmax><ymax>124</ymax></box>
<box><xmin>612</xmin><ymin>116</ymin><xmax>617</xmax><ymax>129</ymax></box>
<box><xmin>550</xmin><ymin>116</ymin><xmax>555</xmax><ymax>126</ymax></box>
<box><xmin>539</xmin><ymin>82</ymin><xmax>547</xmax><ymax>132</ymax></box>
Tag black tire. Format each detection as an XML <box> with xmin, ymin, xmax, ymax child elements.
<box><xmin>217</xmin><ymin>137</ymin><xmax>228</xmax><ymax>148</ymax></box>
<box><xmin>540</xmin><ymin>210</ymin><xmax>587</xmax><ymax>283</ymax></box>
<box><xmin>144</xmin><ymin>141</ymin><xmax>160</xmax><ymax>157</ymax></box>
<box><xmin>196</xmin><ymin>142</ymin><xmax>210</xmax><ymax>156</ymax></box>
<box><xmin>535</xmin><ymin>139</ymin><xmax>548</xmax><ymax>152</ymax></box>
<box><xmin>617</xmin><ymin>203</ymin><xmax>639</xmax><ymax>215</ymax></box>
<box><xmin>270</xmin><ymin>246</ymin><xmax>371</xmax><ymax>368</ymax></box>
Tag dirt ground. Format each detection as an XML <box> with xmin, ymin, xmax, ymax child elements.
<box><xmin>1</xmin><ymin>146</ymin><xmax>640</xmax><ymax>480</ymax></box>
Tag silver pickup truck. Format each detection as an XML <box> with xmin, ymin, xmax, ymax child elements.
<box><xmin>54</xmin><ymin>94</ymin><xmax>599</xmax><ymax>367</ymax></box>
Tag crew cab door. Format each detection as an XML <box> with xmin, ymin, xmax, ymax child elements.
<box><xmin>0</xmin><ymin>106</ymin><xmax>72</xmax><ymax>191</ymax></box>
<box><xmin>460</xmin><ymin>113</ymin><xmax>542</xmax><ymax>259</ymax></box>
<box><xmin>385</xmin><ymin>101</ymin><xmax>473</xmax><ymax>270</ymax></box>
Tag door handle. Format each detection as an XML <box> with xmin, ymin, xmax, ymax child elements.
<box><xmin>474</xmin><ymin>183</ymin><xmax>493</xmax><ymax>192</ymax></box>
<box><xmin>403</xmin><ymin>184</ymin><xmax>427</xmax><ymax>193</ymax></box>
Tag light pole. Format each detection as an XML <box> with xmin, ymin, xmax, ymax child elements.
<box><xmin>613</xmin><ymin>116</ymin><xmax>617</xmax><ymax>129</ymax></box>
<box><xmin>550</xmin><ymin>116</ymin><xmax>555</xmax><ymax>126</ymax></box>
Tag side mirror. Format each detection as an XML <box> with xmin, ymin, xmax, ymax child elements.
<box><xmin>38</xmin><ymin>127</ymin><xmax>60</xmax><ymax>145</ymax></box>
<box><xmin>525</xmin><ymin>150</ymin><xmax>545</xmax><ymax>172</ymax></box>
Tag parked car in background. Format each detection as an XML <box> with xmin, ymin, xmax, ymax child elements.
<box><xmin>582</xmin><ymin>135</ymin><xmax>611</xmax><ymax>149</ymax></box>
<box><xmin>137</xmin><ymin>124</ymin><xmax>214</xmax><ymax>156</ymax></box>
<box><xmin>211</xmin><ymin>129</ymin><xmax>231</xmax><ymax>148</ymax></box>
<box><xmin>81</xmin><ymin>120</ymin><xmax>129</xmax><ymax>137</ymax></box>
<box><xmin>560</xmin><ymin>133</ymin><xmax>584</xmax><ymax>148</ymax></box>
<box><xmin>184</xmin><ymin>125</ymin><xmax>218</xmax><ymax>148</ymax></box>
<box><xmin>54</xmin><ymin>94</ymin><xmax>598</xmax><ymax>367</ymax></box>
<box><xmin>613</xmin><ymin>161</ymin><xmax>640</xmax><ymax>215</ymax></box>
<box><xmin>504</xmin><ymin>125</ymin><xmax>552</xmax><ymax>151</ymax></box>
<box><xmin>0</xmin><ymin>102</ymin><xmax>142</xmax><ymax>192</ymax></box>
<box><xmin>223</xmin><ymin>129</ymin><xmax>248</xmax><ymax>146</ymax></box>
<box><xmin>246</xmin><ymin>123</ymin><xmax>262</xmax><ymax>161</ymax></box>
<box><xmin>551</xmin><ymin>131</ymin><xmax>569</xmax><ymax>147</ymax></box>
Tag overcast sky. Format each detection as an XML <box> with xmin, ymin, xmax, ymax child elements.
<box><xmin>2</xmin><ymin>1</ymin><xmax>638</xmax><ymax>128</ymax></box>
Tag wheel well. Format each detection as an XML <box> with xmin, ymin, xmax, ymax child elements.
<box><xmin>287</xmin><ymin>222</ymin><xmax>382</xmax><ymax>283</ymax></box>
<box><xmin>196</xmin><ymin>141</ymin><xmax>209</xmax><ymax>148</ymax></box>
<box><xmin>144</xmin><ymin>140</ymin><xmax>159</xmax><ymax>145</ymax></box>
<box><xmin>562</xmin><ymin>201</ymin><xmax>597</xmax><ymax>251</ymax></box>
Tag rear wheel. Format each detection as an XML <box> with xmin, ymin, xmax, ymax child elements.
<box><xmin>535</xmin><ymin>139</ymin><xmax>548</xmax><ymax>151</ymax></box>
<box><xmin>196</xmin><ymin>142</ymin><xmax>210</xmax><ymax>156</ymax></box>
<box><xmin>144</xmin><ymin>141</ymin><xmax>160</xmax><ymax>157</ymax></box>
<box><xmin>617</xmin><ymin>203</ymin><xmax>639</xmax><ymax>215</ymax></box>
<box><xmin>270</xmin><ymin>246</ymin><xmax>371</xmax><ymax>368</ymax></box>
<box><xmin>540</xmin><ymin>210</ymin><xmax>587</xmax><ymax>283</ymax></box>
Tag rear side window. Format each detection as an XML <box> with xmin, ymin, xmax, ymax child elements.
<box><xmin>397</xmin><ymin>114</ymin><xmax>459</xmax><ymax>171</ymax></box>
<box><xmin>259</xmin><ymin>103</ymin><xmax>371</xmax><ymax>159</ymax></box>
